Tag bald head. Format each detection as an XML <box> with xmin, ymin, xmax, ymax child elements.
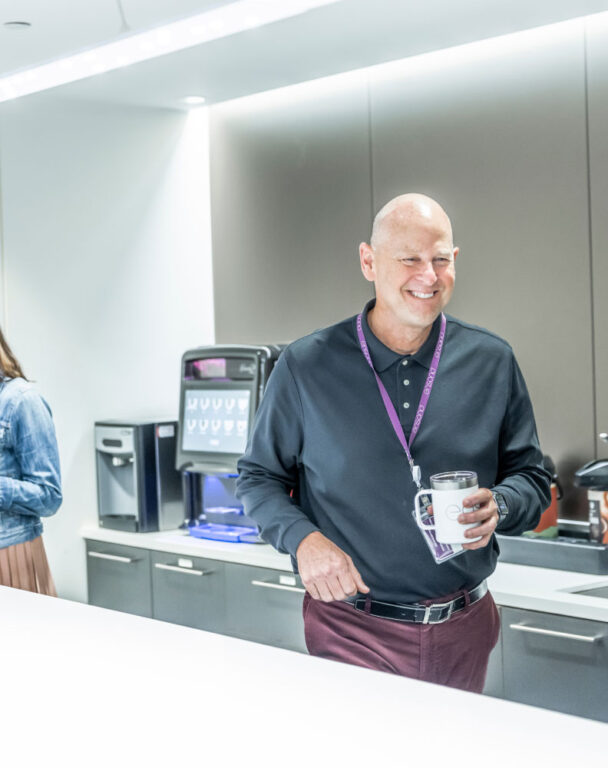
<box><xmin>359</xmin><ymin>192</ymin><xmax>458</xmax><ymax>336</ymax></box>
<box><xmin>370</xmin><ymin>193</ymin><xmax>453</xmax><ymax>251</ymax></box>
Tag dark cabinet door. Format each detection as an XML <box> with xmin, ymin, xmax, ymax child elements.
<box><xmin>225</xmin><ymin>563</ymin><xmax>306</xmax><ymax>652</ymax></box>
<box><xmin>86</xmin><ymin>540</ymin><xmax>152</xmax><ymax>618</ymax></box>
<box><xmin>151</xmin><ymin>552</ymin><xmax>225</xmax><ymax>632</ymax></box>
<box><xmin>502</xmin><ymin>607</ymin><xmax>608</xmax><ymax>722</ymax></box>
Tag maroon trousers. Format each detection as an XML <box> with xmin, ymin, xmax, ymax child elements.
<box><xmin>303</xmin><ymin>588</ymin><xmax>500</xmax><ymax>693</ymax></box>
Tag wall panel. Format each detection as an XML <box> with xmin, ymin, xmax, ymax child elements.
<box><xmin>210</xmin><ymin>80</ymin><xmax>373</xmax><ymax>344</ymax></box>
<box><xmin>370</xmin><ymin>26</ymin><xmax>593</xmax><ymax>515</ymax></box>
<box><xmin>587</xmin><ymin>17</ymin><xmax>608</xmax><ymax>461</ymax></box>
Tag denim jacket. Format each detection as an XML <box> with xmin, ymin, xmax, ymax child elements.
<box><xmin>0</xmin><ymin>378</ymin><xmax>62</xmax><ymax>548</ymax></box>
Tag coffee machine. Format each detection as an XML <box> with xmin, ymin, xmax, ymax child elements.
<box><xmin>497</xmin><ymin>436</ymin><xmax>608</xmax><ymax>573</ymax></box>
<box><xmin>575</xmin><ymin>440</ymin><xmax>608</xmax><ymax>545</ymax></box>
<box><xmin>176</xmin><ymin>345</ymin><xmax>283</xmax><ymax>542</ymax></box>
<box><xmin>95</xmin><ymin>419</ymin><xmax>183</xmax><ymax>532</ymax></box>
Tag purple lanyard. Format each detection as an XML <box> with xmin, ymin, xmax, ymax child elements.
<box><xmin>356</xmin><ymin>312</ymin><xmax>447</xmax><ymax>489</ymax></box>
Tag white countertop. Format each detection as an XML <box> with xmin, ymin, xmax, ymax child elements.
<box><xmin>488</xmin><ymin>562</ymin><xmax>608</xmax><ymax>622</ymax></box>
<box><xmin>82</xmin><ymin>524</ymin><xmax>294</xmax><ymax>569</ymax></box>
<box><xmin>1</xmin><ymin>585</ymin><xmax>606</xmax><ymax>767</ymax></box>
<box><xmin>82</xmin><ymin>525</ymin><xmax>608</xmax><ymax>622</ymax></box>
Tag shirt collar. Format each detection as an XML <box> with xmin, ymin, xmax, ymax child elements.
<box><xmin>361</xmin><ymin>299</ymin><xmax>443</xmax><ymax>372</ymax></box>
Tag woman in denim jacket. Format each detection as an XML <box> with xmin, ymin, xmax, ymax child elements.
<box><xmin>0</xmin><ymin>328</ymin><xmax>62</xmax><ymax>594</ymax></box>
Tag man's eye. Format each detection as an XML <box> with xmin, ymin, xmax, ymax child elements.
<box><xmin>401</xmin><ymin>258</ymin><xmax>418</xmax><ymax>265</ymax></box>
<box><xmin>433</xmin><ymin>258</ymin><xmax>451</xmax><ymax>265</ymax></box>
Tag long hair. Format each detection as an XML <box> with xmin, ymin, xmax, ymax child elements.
<box><xmin>0</xmin><ymin>327</ymin><xmax>27</xmax><ymax>381</ymax></box>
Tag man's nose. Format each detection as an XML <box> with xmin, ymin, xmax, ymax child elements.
<box><xmin>418</xmin><ymin>260</ymin><xmax>438</xmax><ymax>285</ymax></box>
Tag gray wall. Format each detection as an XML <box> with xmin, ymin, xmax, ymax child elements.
<box><xmin>588</xmin><ymin>18</ymin><xmax>608</xmax><ymax>461</ymax></box>
<box><xmin>210</xmin><ymin>79</ymin><xmax>373</xmax><ymax>343</ymax></box>
<box><xmin>371</xmin><ymin>25</ymin><xmax>592</xmax><ymax>518</ymax></box>
<box><xmin>210</xmin><ymin>19</ymin><xmax>607</xmax><ymax>519</ymax></box>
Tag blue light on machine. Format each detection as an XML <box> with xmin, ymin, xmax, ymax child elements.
<box><xmin>203</xmin><ymin>474</ymin><xmax>243</xmax><ymax>512</ymax></box>
<box><xmin>190</xmin><ymin>523</ymin><xmax>259</xmax><ymax>542</ymax></box>
<box><xmin>191</xmin><ymin>472</ymin><xmax>260</xmax><ymax>542</ymax></box>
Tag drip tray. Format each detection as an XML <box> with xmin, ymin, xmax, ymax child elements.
<box><xmin>496</xmin><ymin>534</ymin><xmax>608</xmax><ymax>574</ymax></box>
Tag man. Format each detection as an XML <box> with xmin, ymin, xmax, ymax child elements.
<box><xmin>236</xmin><ymin>193</ymin><xmax>550</xmax><ymax>692</ymax></box>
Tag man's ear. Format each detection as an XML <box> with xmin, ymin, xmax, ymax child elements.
<box><xmin>359</xmin><ymin>242</ymin><xmax>375</xmax><ymax>283</ymax></box>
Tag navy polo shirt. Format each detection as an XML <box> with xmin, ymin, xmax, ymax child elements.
<box><xmin>237</xmin><ymin>300</ymin><xmax>551</xmax><ymax>603</ymax></box>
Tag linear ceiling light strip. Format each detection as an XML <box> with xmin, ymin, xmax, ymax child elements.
<box><xmin>0</xmin><ymin>0</ymin><xmax>342</xmax><ymax>103</ymax></box>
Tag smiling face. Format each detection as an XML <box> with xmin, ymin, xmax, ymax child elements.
<box><xmin>360</xmin><ymin>195</ymin><xmax>458</xmax><ymax>335</ymax></box>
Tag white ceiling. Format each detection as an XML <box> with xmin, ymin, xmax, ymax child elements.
<box><xmin>0</xmin><ymin>1</ymin><xmax>231</xmax><ymax>74</ymax></box>
<box><xmin>2</xmin><ymin>0</ymin><xmax>608</xmax><ymax>110</ymax></box>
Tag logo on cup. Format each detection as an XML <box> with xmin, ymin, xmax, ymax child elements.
<box><xmin>445</xmin><ymin>504</ymin><xmax>461</xmax><ymax>521</ymax></box>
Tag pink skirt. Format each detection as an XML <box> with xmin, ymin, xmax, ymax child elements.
<box><xmin>0</xmin><ymin>536</ymin><xmax>57</xmax><ymax>596</ymax></box>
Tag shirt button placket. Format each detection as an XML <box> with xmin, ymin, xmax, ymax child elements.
<box><xmin>399</xmin><ymin>360</ymin><xmax>411</xmax><ymax>414</ymax></box>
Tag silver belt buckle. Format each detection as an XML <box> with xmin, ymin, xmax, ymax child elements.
<box><xmin>423</xmin><ymin>599</ymin><xmax>455</xmax><ymax>624</ymax></box>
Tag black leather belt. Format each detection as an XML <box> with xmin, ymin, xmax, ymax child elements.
<box><xmin>352</xmin><ymin>581</ymin><xmax>488</xmax><ymax>625</ymax></box>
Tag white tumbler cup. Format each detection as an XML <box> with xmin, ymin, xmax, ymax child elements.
<box><xmin>414</xmin><ymin>471</ymin><xmax>481</xmax><ymax>544</ymax></box>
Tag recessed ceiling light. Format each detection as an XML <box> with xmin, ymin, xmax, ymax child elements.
<box><xmin>182</xmin><ymin>96</ymin><xmax>206</xmax><ymax>105</ymax></box>
<box><xmin>3</xmin><ymin>20</ymin><xmax>32</xmax><ymax>31</ymax></box>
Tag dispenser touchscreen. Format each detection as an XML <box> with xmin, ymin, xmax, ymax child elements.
<box><xmin>182</xmin><ymin>389</ymin><xmax>250</xmax><ymax>455</ymax></box>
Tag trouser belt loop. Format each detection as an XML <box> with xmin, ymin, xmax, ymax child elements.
<box><xmin>364</xmin><ymin>594</ymin><xmax>372</xmax><ymax>614</ymax></box>
<box><xmin>463</xmin><ymin>587</ymin><xmax>471</xmax><ymax>607</ymax></box>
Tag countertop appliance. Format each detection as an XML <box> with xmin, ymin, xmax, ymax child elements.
<box><xmin>575</xmin><ymin>454</ymin><xmax>608</xmax><ymax>545</ymax></box>
<box><xmin>498</xmin><ymin>438</ymin><xmax>608</xmax><ymax>574</ymax></box>
<box><xmin>95</xmin><ymin>419</ymin><xmax>183</xmax><ymax>532</ymax></box>
<box><xmin>176</xmin><ymin>345</ymin><xmax>283</xmax><ymax>543</ymax></box>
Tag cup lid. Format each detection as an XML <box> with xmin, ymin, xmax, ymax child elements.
<box><xmin>430</xmin><ymin>471</ymin><xmax>478</xmax><ymax>490</ymax></box>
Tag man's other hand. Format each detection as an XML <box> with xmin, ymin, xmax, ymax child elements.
<box><xmin>458</xmin><ymin>488</ymin><xmax>498</xmax><ymax>550</ymax></box>
<box><xmin>296</xmin><ymin>531</ymin><xmax>370</xmax><ymax>601</ymax></box>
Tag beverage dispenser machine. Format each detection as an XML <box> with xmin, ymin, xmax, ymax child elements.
<box><xmin>95</xmin><ymin>419</ymin><xmax>183</xmax><ymax>532</ymax></box>
<box><xmin>176</xmin><ymin>345</ymin><xmax>283</xmax><ymax>542</ymax></box>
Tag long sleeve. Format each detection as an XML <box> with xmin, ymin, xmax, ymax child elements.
<box><xmin>493</xmin><ymin>355</ymin><xmax>551</xmax><ymax>535</ymax></box>
<box><xmin>0</xmin><ymin>389</ymin><xmax>62</xmax><ymax>518</ymax></box>
<box><xmin>236</xmin><ymin>353</ymin><xmax>318</xmax><ymax>557</ymax></box>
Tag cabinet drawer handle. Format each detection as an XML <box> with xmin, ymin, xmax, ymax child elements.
<box><xmin>154</xmin><ymin>563</ymin><xmax>206</xmax><ymax>576</ymax></box>
<box><xmin>88</xmin><ymin>551</ymin><xmax>135</xmax><ymax>564</ymax></box>
<box><xmin>509</xmin><ymin>623</ymin><xmax>601</xmax><ymax>644</ymax></box>
<box><xmin>251</xmin><ymin>579</ymin><xmax>305</xmax><ymax>594</ymax></box>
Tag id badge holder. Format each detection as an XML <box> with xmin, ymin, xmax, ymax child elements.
<box><xmin>411</xmin><ymin>494</ymin><xmax>465</xmax><ymax>564</ymax></box>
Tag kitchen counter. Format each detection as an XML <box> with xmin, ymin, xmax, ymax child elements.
<box><xmin>82</xmin><ymin>525</ymin><xmax>608</xmax><ymax>622</ymax></box>
<box><xmin>2</xmin><ymin>585</ymin><xmax>606</xmax><ymax>766</ymax></box>
<box><xmin>489</xmin><ymin>561</ymin><xmax>608</xmax><ymax>622</ymax></box>
<box><xmin>82</xmin><ymin>523</ymin><xmax>294</xmax><ymax>569</ymax></box>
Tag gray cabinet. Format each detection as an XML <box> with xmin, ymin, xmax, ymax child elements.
<box><xmin>502</xmin><ymin>607</ymin><xmax>608</xmax><ymax>722</ymax></box>
<box><xmin>86</xmin><ymin>540</ymin><xmax>152</xmax><ymax>618</ymax></box>
<box><xmin>85</xmin><ymin>540</ymin><xmax>307</xmax><ymax>651</ymax></box>
<box><xmin>225</xmin><ymin>563</ymin><xmax>306</xmax><ymax>652</ymax></box>
<box><xmin>150</xmin><ymin>551</ymin><xmax>226</xmax><ymax>632</ymax></box>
